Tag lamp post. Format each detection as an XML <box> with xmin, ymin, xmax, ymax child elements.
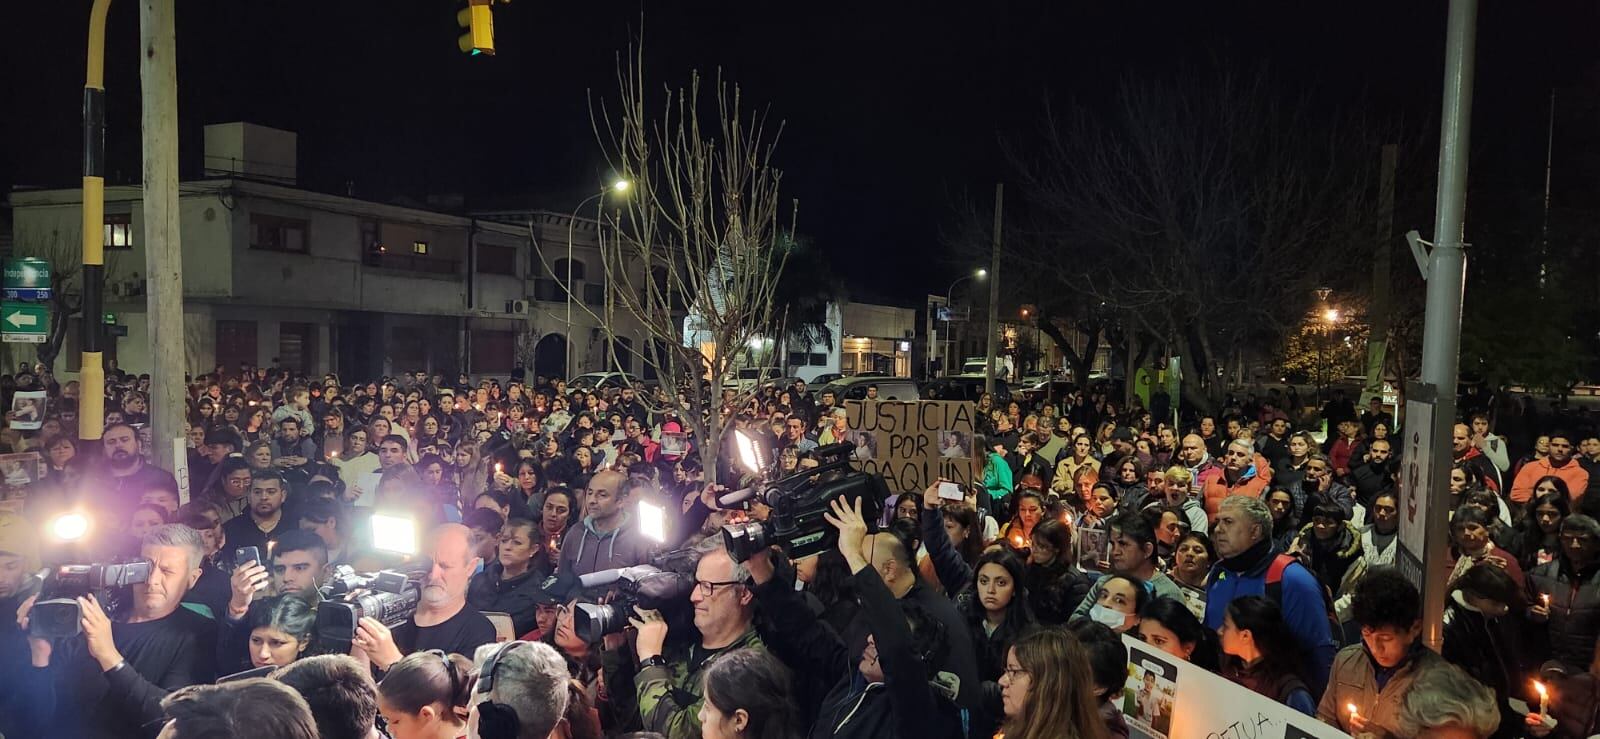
<box><xmin>565</xmin><ymin>179</ymin><xmax>630</xmax><ymax>379</ymax></box>
<box><xmin>938</xmin><ymin>268</ymin><xmax>986</xmax><ymax>376</ymax></box>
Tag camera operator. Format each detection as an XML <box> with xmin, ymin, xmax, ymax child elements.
<box><xmin>558</xmin><ymin>470</ymin><xmax>655</xmax><ymax>577</ymax></box>
<box><xmin>16</xmin><ymin>524</ymin><xmax>218</xmax><ymax>739</ymax></box>
<box><xmin>745</xmin><ymin>497</ymin><xmax>965</xmax><ymax>739</ymax></box>
<box><xmin>601</xmin><ymin>538</ymin><xmax>764</xmax><ymax>739</ymax></box>
<box><xmin>222</xmin><ymin>469</ymin><xmax>296</xmax><ymax>556</ymax></box>
<box><xmin>353</xmin><ymin>523</ymin><xmax>496</xmax><ymax>672</ymax></box>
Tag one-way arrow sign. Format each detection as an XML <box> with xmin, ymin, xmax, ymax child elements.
<box><xmin>1</xmin><ymin>303</ymin><xmax>48</xmax><ymax>343</ymax></box>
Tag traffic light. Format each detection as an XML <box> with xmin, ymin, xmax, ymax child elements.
<box><xmin>457</xmin><ymin>0</ymin><xmax>494</xmax><ymax>56</ymax></box>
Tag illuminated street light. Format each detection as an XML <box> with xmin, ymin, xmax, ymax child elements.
<box><xmin>612</xmin><ymin>179</ymin><xmax>631</xmax><ymax>193</ymax></box>
<box><xmin>1324</xmin><ymin>308</ymin><xmax>1340</xmax><ymax>322</ymax></box>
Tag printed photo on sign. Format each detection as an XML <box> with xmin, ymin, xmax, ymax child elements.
<box><xmin>9</xmin><ymin>390</ymin><xmax>45</xmax><ymax>431</ymax></box>
<box><xmin>846</xmin><ymin>430</ymin><xmax>877</xmax><ymax>462</ymax></box>
<box><xmin>1079</xmin><ymin>525</ymin><xmax>1111</xmax><ymax>571</ymax></box>
<box><xmin>937</xmin><ymin>430</ymin><xmax>971</xmax><ymax>459</ymax></box>
<box><xmin>1122</xmin><ymin>644</ymin><xmax>1178</xmax><ymax>739</ymax></box>
<box><xmin>0</xmin><ymin>451</ymin><xmax>44</xmax><ymax>507</ymax></box>
<box><xmin>660</xmin><ymin>432</ymin><xmax>689</xmax><ymax>457</ymax></box>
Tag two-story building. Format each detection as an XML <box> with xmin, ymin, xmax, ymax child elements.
<box><xmin>7</xmin><ymin>122</ymin><xmax>667</xmax><ymax>382</ymax></box>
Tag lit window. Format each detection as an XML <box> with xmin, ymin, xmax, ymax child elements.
<box><xmin>104</xmin><ymin>213</ymin><xmax>133</xmax><ymax>249</ymax></box>
<box><xmin>413</xmin><ymin>241</ymin><xmax>429</xmax><ymax>255</ymax></box>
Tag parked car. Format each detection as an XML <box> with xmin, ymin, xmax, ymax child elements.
<box><xmin>820</xmin><ymin>376</ymin><xmax>921</xmax><ymax>402</ymax></box>
<box><xmin>1015</xmin><ymin>375</ymin><xmax>1077</xmax><ymax>403</ymax></box>
<box><xmin>921</xmin><ymin>376</ymin><xmax>1010</xmax><ymax>403</ymax></box>
<box><xmin>568</xmin><ymin>372</ymin><xmax>642</xmax><ymax>391</ymax></box>
<box><xmin>809</xmin><ymin>373</ymin><xmax>844</xmax><ymax>387</ymax></box>
<box><xmin>723</xmin><ymin>367</ymin><xmax>784</xmax><ymax>393</ymax></box>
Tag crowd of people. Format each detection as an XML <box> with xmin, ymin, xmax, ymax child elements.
<box><xmin>0</xmin><ymin>363</ymin><xmax>1594</xmax><ymax>738</ymax></box>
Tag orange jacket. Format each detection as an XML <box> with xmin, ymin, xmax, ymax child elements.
<box><xmin>1510</xmin><ymin>457</ymin><xmax>1590</xmax><ymax>505</ymax></box>
<box><xmin>1203</xmin><ymin>462</ymin><xmax>1272</xmax><ymax>520</ymax></box>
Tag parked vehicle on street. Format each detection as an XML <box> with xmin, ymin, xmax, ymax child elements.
<box><xmin>820</xmin><ymin>376</ymin><xmax>920</xmax><ymax>402</ymax></box>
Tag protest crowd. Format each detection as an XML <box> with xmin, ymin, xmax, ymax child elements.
<box><xmin>0</xmin><ymin>361</ymin><xmax>1594</xmax><ymax>739</ymax></box>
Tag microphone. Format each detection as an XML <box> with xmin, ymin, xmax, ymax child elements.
<box><xmin>717</xmin><ymin>486</ymin><xmax>758</xmax><ymax>508</ymax></box>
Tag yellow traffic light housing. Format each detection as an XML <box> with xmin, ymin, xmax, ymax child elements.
<box><xmin>457</xmin><ymin>0</ymin><xmax>494</xmax><ymax>56</ymax></box>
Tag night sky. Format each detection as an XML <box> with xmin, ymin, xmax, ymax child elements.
<box><xmin>4</xmin><ymin>1</ymin><xmax>1599</xmax><ymax>304</ymax></box>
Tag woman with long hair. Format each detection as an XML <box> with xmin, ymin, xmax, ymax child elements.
<box><xmin>997</xmin><ymin>629</ymin><xmax>1109</xmax><ymax>739</ymax></box>
<box><xmin>241</xmin><ymin>594</ymin><xmax>316</xmax><ymax>671</ymax></box>
<box><xmin>955</xmin><ymin>549</ymin><xmax>1035</xmax><ymax>695</ymax></box>
<box><xmin>699</xmin><ymin>648</ymin><xmax>803</xmax><ymax>739</ymax></box>
<box><xmin>537</xmin><ymin>486</ymin><xmax>576</xmax><ymax>556</ymax></box>
<box><xmin>377</xmin><ymin>650</ymin><xmax>477</xmax><ymax>739</ymax></box>
<box><xmin>1051</xmin><ymin>434</ymin><xmax>1101</xmax><ymax>500</ymax></box>
<box><xmin>1137</xmin><ymin>597</ymin><xmax>1220</xmax><ymax>671</ymax></box>
<box><xmin>918</xmin><ymin>499</ymin><xmax>983</xmax><ymax>597</ymax></box>
<box><xmin>453</xmin><ymin>440</ymin><xmax>490</xmax><ymax>508</ymax></box>
<box><xmin>1094</xmin><ymin>421</ymin><xmax>1118</xmax><ymax>459</ymax></box>
<box><xmin>1510</xmin><ymin>487</ymin><xmax>1568</xmax><ymax>569</ymax></box>
<box><xmin>1000</xmin><ymin>490</ymin><xmax>1046</xmax><ymax>551</ymax></box>
<box><xmin>1218</xmin><ymin>596</ymin><xmax>1316</xmax><ymax>715</ymax></box>
<box><xmin>1264</xmin><ymin>488</ymin><xmax>1299</xmax><ymax>552</ymax></box>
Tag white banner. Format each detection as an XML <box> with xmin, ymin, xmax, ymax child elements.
<box><xmin>1119</xmin><ymin>635</ymin><xmax>1350</xmax><ymax>739</ymax></box>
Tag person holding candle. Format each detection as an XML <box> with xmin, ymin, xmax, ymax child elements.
<box><xmin>1525</xmin><ymin>513</ymin><xmax>1600</xmax><ymax>675</ymax></box>
<box><xmin>1394</xmin><ymin>664</ymin><xmax>1501</xmax><ymax>739</ymax></box>
<box><xmin>1316</xmin><ymin>568</ymin><xmax>1445</xmax><ymax>737</ymax></box>
<box><xmin>1440</xmin><ymin>563</ymin><xmax>1526</xmax><ymax>737</ymax></box>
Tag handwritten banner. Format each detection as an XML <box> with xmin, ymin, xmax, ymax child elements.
<box><xmin>844</xmin><ymin>400</ymin><xmax>978</xmax><ymax>493</ymax></box>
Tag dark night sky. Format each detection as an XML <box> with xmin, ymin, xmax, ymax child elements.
<box><xmin>5</xmin><ymin>2</ymin><xmax>1599</xmax><ymax>304</ymax></box>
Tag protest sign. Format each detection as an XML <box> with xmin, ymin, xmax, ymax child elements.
<box><xmin>1118</xmin><ymin>635</ymin><xmax>1351</xmax><ymax>739</ymax></box>
<box><xmin>9</xmin><ymin>390</ymin><xmax>45</xmax><ymax>431</ymax></box>
<box><xmin>0</xmin><ymin>451</ymin><xmax>43</xmax><ymax>513</ymax></box>
<box><xmin>845</xmin><ymin>400</ymin><xmax>978</xmax><ymax>493</ymax></box>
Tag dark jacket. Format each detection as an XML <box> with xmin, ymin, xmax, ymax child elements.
<box><xmin>1315</xmin><ymin>643</ymin><xmax>1445</xmax><ymax>739</ymax></box>
<box><xmin>1525</xmin><ymin>557</ymin><xmax>1600</xmax><ymax>673</ymax></box>
<box><xmin>1025</xmin><ymin>560</ymin><xmax>1091</xmax><ymax>626</ymax></box>
<box><xmin>754</xmin><ymin>559</ymin><xmax>964</xmax><ymax>739</ymax></box>
<box><xmin>467</xmin><ymin>561</ymin><xmax>552</xmax><ymax>636</ymax></box>
<box><xmin>1349</xmin><ymin>460</ymin><xmax>1396</xmax><ymax>507</ymax></box>
<box><xmin>1441</xmin><ymin>594</ymin><xmax>1525</xmax><ymax>739</ymax></box>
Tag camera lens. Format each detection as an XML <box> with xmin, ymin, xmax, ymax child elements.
<box><xmin>573</xmin><ymin>602</ymin><xmax>623</xmax><ymax>643</ymax></box>
<box><xmin>720</xmin><ymin>521</ymin><xmax>768</xmax><ymax>563</ymax></box>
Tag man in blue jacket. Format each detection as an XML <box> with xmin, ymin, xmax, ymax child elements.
<box><xmin>1205</xmin><ymin>494</ymin><xmax>1337</xmax><ymax>696</ymax></box>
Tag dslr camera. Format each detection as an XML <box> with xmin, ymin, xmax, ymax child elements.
<box><xmin>719</xmin><ymin>437</ymin><xmax>887</xmax><ymax>563</ymax></box>
<box><xmin>570</xmin><ymin>548</ymin><xmax>698</xmax><ymax>643</ymax></box>
<box><xmin>314</xmin><ymin>565</ymin><xmax>422</xmax><ymax>653</ymax></box>
<box><xmin>30</xmin><ymin>560</ymin><xmax>152</xmax><ymax>638</ymax></box>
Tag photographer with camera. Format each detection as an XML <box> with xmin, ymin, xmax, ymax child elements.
<box><xmin>15</xmin><ymin>524</ymin><xmax>218</xmax><ymax>739</ymax></box>
<box><xmin>352</xmin><ymin>523</ymin><xmax>496</xmax><ymax>672</ymax></box>
<box><xmin>745</xmin><ymin>497</ymin><xmax>966</xmax><ymax>739</ymax></box>
<box><xmin>599</xmin><ymin>539</ymin><xmax>764</xmax><ymax>739</ymax></box>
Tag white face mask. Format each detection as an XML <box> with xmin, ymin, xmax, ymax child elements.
<box><xmin>1089</xmin><ymin>603</ymin><xmax>1129</xmax><ymax>629</ymax></box>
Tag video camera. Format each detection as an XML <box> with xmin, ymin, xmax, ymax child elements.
<box><xmin>314</xmin><ymin>565</ymin><xmax>423</xmax><ymax>653</ymax></box>
<box><xmin>570</xmin><ymin>548</ymin><xmax>698</xmax><ymax>643</ymax></box>
<box><xmin>29</xmin><ymin>560</ymin><xmax>153</xmax><ymax>638</ymax></box>
<box><xmin>718</xmin><ymin>436</ymin><xmax>887</xmax><ymax>563</ymax></box>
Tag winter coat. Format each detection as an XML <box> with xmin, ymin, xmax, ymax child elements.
<box><xmin>1525</xmin><ymin>558</ymin><xmax>1600</xmax><ymax>673</ymax></box>
<box><xmin>1025</xmin><ymin>559</ymin><xmax>1091</xmax><ymax>626</ymax></box>
<box><xmin>467</xmin><ymin>561</ymin><xmax>552</xmax><ymax>636</ymax></box>
<box><xmin>1316</xmin><ymin>644</ymin><xmax>1445</xmax><ymax>739</ymax></box>
<box><xmin>1512</xmin><ymin>456</ymin><xmax>1591</xmax><ymax>506</ymax></box>
<box><xmin>556</xmin><ymin>513</ymin><xmax>655</xmax><ymax>578</ymax></box>
<box><xmin>1290</xmin><ymin>520</ymin><xmax>1363</xmax><ymax>598</ymax></box>
<box><xmin>1201</xmin><ymin>463</ymin><xmax>1270</xmax><ymax>520</ymax></box>
<box><xmin>1441</xmin><ymin>593</ymin><xmax>1526</xmax><ymax>739</ymax></box>
<box><xmin>1204</xmin><ymin>538</ymin><xmax>1337</xmax><ymax>697</ymax></box>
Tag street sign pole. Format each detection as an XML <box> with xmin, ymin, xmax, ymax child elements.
<box><xmin>1416</xmin><ymin>0</ymin><xmax>1478</xmax><ymax>652</ymax></box>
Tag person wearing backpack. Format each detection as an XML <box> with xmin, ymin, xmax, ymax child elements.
<box><xmin>1204</xmin><ymin>495</ymin><xmax>1338</xmax><ymax>698</ymax></box>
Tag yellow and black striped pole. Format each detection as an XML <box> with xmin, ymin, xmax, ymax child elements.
<box><xmin>78</xmin><ymin>0</ymin><xmax>112</xmax><ymax>443</ymax></box>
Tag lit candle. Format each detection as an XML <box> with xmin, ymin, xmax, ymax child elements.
<box><xmin>1536</xmin><ymin>681</ymin><xmax>1548</xmax><ymax>721</ymax></box>
<box><xmin>1542</xmin><ymin>593</ymin><xmax>1551</xmax><ymax>609</ymax></box>
<box><xmin>1011</xmin><ymin>533</ymin><xmax>1024</xmax><ymax>549</ymax></box>
<box><xmin>1346</xmin><ymin>703</ymin><xmax>1359</xmax><ymax>724</ymax></box>
<box><xmin>495</xmin><ymin>462</ymin><xmax>503</xmax><ymax>474</ymax></box>
<box><xmin>330</xmin><ymin>450</ymin><xmax>338</xmax><ymax>458</ymax></box>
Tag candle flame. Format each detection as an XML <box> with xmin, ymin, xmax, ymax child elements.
<box><xmin>1346</xmin><ymin>703</ymin><xmax>1357</xmax><ymax>716</ymax></box>
<box><xmin>1536</xmin><ymin>681</ymin><xmax>1548</xmax><ymax>698</ymax></box>
<box><xmin>1542</xmin><ymin>594</ymin><xmax>1551</xmax><ymax>607</ymax></box>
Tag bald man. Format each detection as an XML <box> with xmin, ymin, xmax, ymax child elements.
<box><xmin>354</xmin><ymin>523</ymin><xmax>496</xmax><ymax>669</ymax></box>
<box><xmin>558</xmin><ymin>470</ymin><xmax>656</xmax><ymax>577</ymax></box>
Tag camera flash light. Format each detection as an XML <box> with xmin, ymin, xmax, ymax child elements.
<box><xmin>638</xmin><ymin>500</ymin><xmax>667</xmax><ymax>544</ymax></box>
<box><xmin>51</xmin><ymin>513</ymin><xmax>89</xmax><ymax>542</ymax></box>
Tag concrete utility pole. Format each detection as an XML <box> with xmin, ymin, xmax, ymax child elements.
<box><xmin>1418</xmin><ymin>0</ymin><xmax>1478</xmax><ymax>652</ymax></box>
<box><xmin>141</xmin><ymin>0</ymin><xmax>186</xmax><ymax>487</ymax></box>
<box><xmin>983</xmin><ymin>183</ymin><xmax>1002</xmax><ymax>396</ymax></box>
<box><xmin>77</xmin><ymin>0</ymin><xmax>113</xmax><ymax>444</ymax></box>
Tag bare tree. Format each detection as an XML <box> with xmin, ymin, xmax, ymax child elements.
<box><xmin>1001</xmin><ymin>69</ymin><xmax>1379</xmax><ymax>411</ymax></box>
<box><xmin>543</xmin><ymin>47</ymin><xmax>793</xmax><ymax>482</ymax></box>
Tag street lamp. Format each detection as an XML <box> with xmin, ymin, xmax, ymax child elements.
<box><xmin>566</xmin><ymin>179</ymin><xmax>631</xmax><ymax>379</ymax></box>
<box><xmin>935</xmin><ymin>268</ymin><xmax>987</xmax><ymax>377</ymax></box>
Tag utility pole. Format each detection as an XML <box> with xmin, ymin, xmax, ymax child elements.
<box><xmin>983</xmin><ymin>184</ymin><xmax>1002</xmax><ymax>396</ymax></box>
<box><xmin>1364</xmin><ymin>144</ymin><xmax>1398</xmax><ymax>404</ymax></box>
<box><xmin>141</xmin><ymin>0</ymin><xmax>186</xmax><ymax>488</ymax></box>
<box><xmin>1417</xmin><ymin>0</ymin><xmax>1478</xmax><ymax>652</ymax></box>
<box><xmin>77</xmin><ymin>0</ymin><xmax>114</xmax><ymax>444</ymax></box>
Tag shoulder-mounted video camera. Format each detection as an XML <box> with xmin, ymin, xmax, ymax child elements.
<box><xmin>567</xmin><ymin>547</ymin><xmax>699</xmax><ymax>643</ymax></box>
<box><xmin>28</xmin><ymin>560</ymin><xmax>152</xmax><ymax>638</ymax></box>
<box><xmin>314</xmin><ymin>565</ymin><xmax>423</xmax><ymax>653</ymax></box>
<box><xmin>718</xmin><ymin>436</ymin><xmax>886</xmax><ymax>563</ymax></box>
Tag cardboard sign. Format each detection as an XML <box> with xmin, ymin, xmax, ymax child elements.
<box><xmin>845</xmin><ymin>400</ymin><xmax>978</xmax><ymax>493</ymax></box>
<box><xmin>0</xmin><ymin>451</ymin><xmax>43</xmax><ymax>513</ymax></box>
<box><xmin>9</xmin><ymin>391</ymin><xmax>45</xmax><ymax>431</ymax></box>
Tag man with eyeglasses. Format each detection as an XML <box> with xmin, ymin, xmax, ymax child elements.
<box><xmin>1527</xmin><ymin>514</ymin><xmax>1600</xmax><ymax>675</ymax></box>
<box><xmin>618</xmin><ymin>540</ymin><xmax>764</xmax><ymax>739</ymax></box>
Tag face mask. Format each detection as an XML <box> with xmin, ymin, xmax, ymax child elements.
<box><xmin>1089</xmin><ymin>604</ymin><xmax>1128</xmax><ymax>629</ymax></box>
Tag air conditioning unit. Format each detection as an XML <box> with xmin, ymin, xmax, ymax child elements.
<box><xmin>505</xmin><ymin>299</ymin><xmax>530</xmax><ymax>315</ymax></box>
